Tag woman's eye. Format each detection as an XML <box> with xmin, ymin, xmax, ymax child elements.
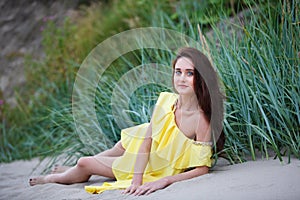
<box><xmin>175</xmin><ymin>71</ymin><xmax>181</xmax><ymax>75</ymax></box>
<box><xmin>187</xmin><ymin>71</ymin><xmax>194</xmax><ymax>76</ymax></box>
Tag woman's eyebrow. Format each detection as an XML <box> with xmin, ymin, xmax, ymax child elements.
<box><xmin>175</xmin><ymin>68</ymin><xmax>194</xmax><ymax>70</ymax></box>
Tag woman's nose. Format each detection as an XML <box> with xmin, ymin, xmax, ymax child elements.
<box><xmin>179</xmin><ymin>73</ymin><xmax>186</xmax><ymax>81</ymax></box>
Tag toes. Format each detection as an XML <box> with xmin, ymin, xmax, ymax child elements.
<box><xmin>51</xmin><ymin>166</ymin><xmax>71</xmax><ymax>174</ymax></box>
<box><xmin>51</xmin><ymin>165</ymin><xmax>59</xmax><ymax>174</ymax></box>
<box><xmin>29</xmin><ymin>178</ymin><xmax>35</xmax><ymax>186</ymax></box>
<box><xmin>29</xmin><ymin>177</ymin><xmax>45</xmax><ymax>186</ymax></box>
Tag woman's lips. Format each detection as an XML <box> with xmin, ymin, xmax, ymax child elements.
<box><xmin>177</xmin><ymin>85</ymin><xmax>188</xmax><ymax>89</ymax></box>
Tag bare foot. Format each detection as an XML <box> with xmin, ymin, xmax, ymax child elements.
<box><xmin>51</xmin><ymin>165</ymin><xmax>71</xmax><ymax>174</ymax></box>
<box><xmin>29</xmin><ymin>176</ymin><xmax>47</xmax><ymax>186</ymax></box>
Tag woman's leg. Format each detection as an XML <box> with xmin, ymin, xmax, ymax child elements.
<box><xmin>52</xmin><ymin>141</ymin><xmax>125</xmax><ymax>174</ymax></box>
<box><xmin>29</xmin><ymin>141</ymin><xmax>126</xmax><ymax>186</ymax></box>
<box><xmin>30</xmin><ymin>155</ymin><xmax>117</xmax><ymax>186</ymax></box>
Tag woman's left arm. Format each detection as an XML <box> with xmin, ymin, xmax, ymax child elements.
<box><xmin>132</xmin><ymin>166</ymin><xmax>209</xmax><ymax>196</ymax></box>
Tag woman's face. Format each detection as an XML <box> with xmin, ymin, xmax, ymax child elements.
<box><xmin>173</xmin><ymin>57</ymin><xmax>195</xmax><ymax>95</ymax></box>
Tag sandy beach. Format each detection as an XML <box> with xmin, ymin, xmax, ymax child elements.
<box><xmin>0</xmin><ymin>157</ymin><xmax>299</xmax><ymax>200</ymax></box>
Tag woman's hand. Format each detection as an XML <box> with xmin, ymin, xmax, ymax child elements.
<box><xmin>122</xmin><ymin>174</ymin><xmax>144</xmax><ymax>195</ymax></box>
<box><xmin>123</xmin><ymin>178</ymin><xmax>170</xmax><ymax>196</ymax></box>
<box><xmin>121</xmin><ymin>182</ymin><xmax>142</xmax><ymax>195</ymax></box>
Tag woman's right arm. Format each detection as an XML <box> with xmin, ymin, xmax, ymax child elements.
<box><xmin>122</xmin><ymin>122</ymin><xmax>153</xmax><ymax>194</ymax></box>
<box><xmin>123</xmin><ymin>94</ymin><xmax>163</xmax><ymax>194</ymax></box>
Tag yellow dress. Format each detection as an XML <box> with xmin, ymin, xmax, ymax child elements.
<box><xmin>85</xmin><ymin>92</ymin><xmax>212</xmax><ymax>194</ymax></box>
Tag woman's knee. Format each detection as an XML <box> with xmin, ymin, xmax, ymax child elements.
<box><xmin>77</xmin><ymin>157</ymin><xmax>92</xmax><ymax>168</ymax></box>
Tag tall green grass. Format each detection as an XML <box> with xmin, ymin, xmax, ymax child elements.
<box><xmin>210</xmin><ymin>1</ymin><xmax>300</xmax><ymax>162</ymax></box>
<box><xmin>1</xmin><ymin>0</ymin><xmax>299</xmax><ymax>166</ymax></box>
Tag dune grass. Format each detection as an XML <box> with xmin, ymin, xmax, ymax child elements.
<box><xmin>217</xmin><ymin>1</ymin><xmax>299</xmax><ymax>162</ymax></box>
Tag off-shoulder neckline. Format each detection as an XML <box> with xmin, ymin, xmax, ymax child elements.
<box><xmin>168</xmin><ymin>94</ymin><xmax>212</xmax><ymax>146</ymax></box>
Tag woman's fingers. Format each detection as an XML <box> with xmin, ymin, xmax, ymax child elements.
<box><xmin>133</xmin><ymin>185</ymin><xmax>154</xmax><ymax>196</ymax></box>
<box><xmin>122</xmin><ymin>186</ymin><xmax>133</xmax><ymax>194</ymax></box>
<box><xmin>122</xmin><ymin>184</ymin><xmax>139</xmax><ymax>194</ymax></box>
<box><xmin>123</xmin><ymin>182</ymin><xmax>158</xmax><ymax>196</ymax></box>
<box><xmin>133</xmin><ymin>188</ymin><xmax>145</xmax><ymax>196</ymax></box>
<box><xmin>134</xmin><ymin>188</ymin><xmax>146</xmax><ymax>195</ymax></box>
<box><xmin>144</xmin><ymin>188</ymin><xmax>155</xmax><ymax>195</ymax></box>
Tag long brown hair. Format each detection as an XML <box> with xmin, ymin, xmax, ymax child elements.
<box><xmin>172</xmin><ymin>47</ymin><xmax>225</xmax><ymax>153</ymax></box>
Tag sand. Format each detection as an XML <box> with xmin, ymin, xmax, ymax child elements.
<box><xmin>0</xmin><ymin>157</ymin><xmax>299</xmax><ymax>200</ymax></box>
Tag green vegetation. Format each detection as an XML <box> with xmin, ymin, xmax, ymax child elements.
<box><xmin>1</xmin><ymin>0</ymin><xmax>299</xmax><ymax>166</ymax></box>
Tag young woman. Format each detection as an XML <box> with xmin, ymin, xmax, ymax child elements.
<box><xmin>29</xmin><ymin>47</ymin><xmax>225</xmax><ymax>196</ymax></box>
